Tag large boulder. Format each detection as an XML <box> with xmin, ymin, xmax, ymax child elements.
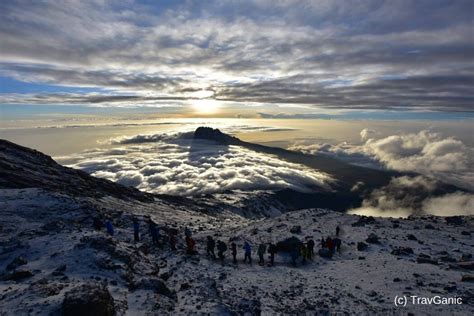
<box><xmin>62</xmin><ymin>283</ymin><xmax>115</xmax><ymax>316</ymax></box>
<box><xmin>365</xmin><ymin>233</ymin><xmax>379</xmax><ymax>244</ymax></box>
<box><xmin>445</xmin><ymin>216</ymin><xmax>464</xmax><ymax>225</ymax></box>
<box><xmin>276</xmin><ymin>237</ymin><xmax>303</xmax><ymax>253</ymax></box>
<box><xmin>391</xmin><ymin>247</ymin><xmax>414</xmax><ymax>256</ymax></box>
<box><xmin>290</xmin><ymin>225</ymin><xmax>302</xmax><ymax>234</ymax></box>
<box><xmin>416</xmin><ymin>255</ymin><xmax>438</xmax><ymax>265</ymax></box>
<box><xmin>357</xmin><ymin>242</ymin><xmax>368</xmax><ymax>251</ymax></box>
<box><xmin>6</xmin><ymin>256</ymin><xmax>27</xmax><ymax>271</ymax></box>
<box><xmin>450</xmin><ymin>261</ymin><xmax>474</xmax><ymax>271</ymax></box>
<box><xmin>133</xmin><ymin>278</ymin><xmax>176</xmax><ymax>300</ymax></box>
<box><xmin>352</xmin><ymin>216</ymin><xmax>376</xmax><ymax>227</ymax></box>
<box><xmin>2</xmin><ymin>270</ymin><xmax>33</xmax><ymax>281</ymax></box>
<box><xmin>461</xmin><ymin>275</ymin><xmax>474</xmax><ymax>282</ymax></box>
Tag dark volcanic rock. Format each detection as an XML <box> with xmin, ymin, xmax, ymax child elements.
<box><xmin>417</xmin><ymin>256</ymin><xmax>438</xmax><ymax>265</ymax></box>
<box><xmin>62</xmin><ymin>283</ymin><xmax>115</xmax><ymax>316</ymax></box>
<box><xmin>41</xmin><ymin>220</ymin><xmax>65</xmax><ymax>234</ymax></box>
<box><xmin>290</xmin><ymin>225</ymin><xmax>302</xmax><ymax>234</ymax></box>
<box><xmin>134</xmin><ymin>278</ymin><xmax>176</xmax><ymax>299</ymax></box>
<box><xmin>450</xmin><ymin>261</ymin><xmax>474</xmax><ymax>271</ymax></box>
<box><xmin>352</xmin><ymin>216</ymin><xmax>376</xmax><ymax>227</ymax></box>
<box><xmin>391</xmin><ymin>247</ymin><xmax>414</xmax><ymax>256</ymax></box>
<box><xmin>6</xmin><ymin>256</ymin><xmax>28</xmax><ymax>271</ymax></box>
<box><xmin>236</xmin><ymin>298</ymin><xmax>261</xmax><ymax>315</ymax></box>
<box><xmin>193</xmin><ymin>127</ymin><xmax>240</xmax><ymax>145</ymax></box>
<box><xmin>2</xmin><ymin>270</ymin><xmax>34</xmax><ymax>281</ymax></box>
<box><xmin>276</xmin><ymin>237</ymin><xmax>303</xmax><ymax>253</ymax></box>
<box><xmin>179</xmin><ymin>283</ymin><xmax>191</xmax><ymax>291</ymax></box>
<box><xmin>357</xmin><ymin>242</ymin><xmax>368</xmax><ymax>251</ymax></box>
<box><xmin>439</xmin><ymin>256</ymin><xmax>457</xmax><ymax>263</ymax></box>
<box><xmin>366</xmin><ymin>233</ymin><xmax>379</xmax><ymax>244</ymax></box>
<box><xmin>461</xmin><ymin>275</ymin><xmax>474</xmax><ymax>282</ymax></box>
<box><xmin>445</xmin><ymin>216</ymin><xmax>464</xmax><ymax>225</ymax></box>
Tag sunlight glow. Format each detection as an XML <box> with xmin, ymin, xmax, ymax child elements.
<box><xmin>192</xmin><ymin>99</ymin><xmax>220</xmax><ymax>114</ymax></box>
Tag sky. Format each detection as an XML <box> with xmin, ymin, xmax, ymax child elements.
<box><xmin>0</xmin><ymin>0</ymin><xmax>473</xmax><ymax>118</ymax></box>
<box><xmin>0</xmin><ymin>1</ymin><xmax>473</xmax><ymax>216</ymax></box>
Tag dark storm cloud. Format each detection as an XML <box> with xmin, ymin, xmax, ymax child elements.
<box><xmin>216</xmin><ymin>74</ymin><xmax>474</xmax><ymax>111</ymax></box>
<box><xmin>0</xmin><ymin>93</ymin><xmax>191</xmax><ymax>106</ymax></box>
<box><xmin>0</xmin><ymin>64</ymin><xmax>183</xmax><ymax>91</ymax></box>
<box><xmin>0</xmin><ymin>0</ymin><xmax>473</xmax><ymax>111</ymax></box>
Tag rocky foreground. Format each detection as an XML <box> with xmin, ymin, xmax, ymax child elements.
<box><xmin>1</xmin><ymin>187</ymin><xmax>473</xmax><ymax>315</ymax></box>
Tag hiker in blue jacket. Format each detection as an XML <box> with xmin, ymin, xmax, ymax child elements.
<box><xmin>243</xmin><ymin>241</ymin><xmax>252</xmax><ymax>264</ymax></box>
<box><xmin>106</xmin><ymin>220</ymin><xmax>114</xmax><ymax>236</ymax></box>
<box><xmin>133</xmin><ymin>218</ymin><xmax>139</xmax><ymax>242</ymax></box>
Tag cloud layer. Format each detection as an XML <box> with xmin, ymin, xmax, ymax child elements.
<box><xmin>348</xmin><ymin>176</ymin><xmax>474</xmax><ymax>217</ymax></box>
<box><xmin>1</xmin><ymin>0</ymin><xmax>473</xmax><ymax>111</ymax></box>
<box><xmin>289</xmin><ymin>129</ymin><xmax>474</xmax><ymax>217</ymax></box>
<box><xmin>59</xmin><ymin>133</ymin><xmax>332</xmax><ymax>196</ymax></box>
<box><xmin>289</xmin><ymin>130</ymin><xmax>474</xmax><ymax>190</ymax></box>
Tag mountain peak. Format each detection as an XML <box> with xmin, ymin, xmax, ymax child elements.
<box><xmin>193</xmin><ymin>127</ymin><xmax>240</xmax><ymax>144</ymax></box>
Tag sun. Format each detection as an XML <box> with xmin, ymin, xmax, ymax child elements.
<box><xmin>192</xmin><ymin>99</ymin><xmax>220</xmax><ymax>114</ymax></box>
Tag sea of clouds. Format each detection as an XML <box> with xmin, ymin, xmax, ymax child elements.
<box><xmin>61</xmin><ymin>132</ymin><xmax>332</xmax><ymax>196</ymax></box>
<box><xmin>289</xmin><ymin>129</ymin><xmax>474</xmax><ymax>217</ymax></box>
<box><xmin>59</xmin><ymin>126</ymin><xmax>473</xmax><ymax>217</ymax></box>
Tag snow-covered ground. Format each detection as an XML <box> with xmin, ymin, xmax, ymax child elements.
<box><xmin>1</xmin><ymin>188</ymin><xmax>473</xmax><ymax>315</ymax></box>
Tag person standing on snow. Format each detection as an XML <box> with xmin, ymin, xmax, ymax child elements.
<box><xmin>186</xmin><ymin>236</ymin><xmax>196</xmax><ymax>255</ymax></box>
<box><xmin>268</xmin><ymin>243</ymin><xmax>277</xmax><ymax>266</ymax></box>
<box><xmin>306</xmin><ymin>239</ymin><xmax>315</xmax><ymax>260</ymax></box>
<box><xmin>257</xmin><ymin>243</ymin><xmax>266</xmax><ymax>266</ymax></box>
<box><xmin>243</xmin><ymin>241</ymin><xmax>252</xmax><ymax>264</ymax></box>
<box><xmin>300</xmin><ymin>243</ymin><xmax>308</xmax><ymax>264</ymax></box>
<box><xmin>334</xmin><ymin>237</ymin><xmax>342</xmax><ymax>252</ymax></box>
<box><xmin>106</xmin><ymin>220</ymin><xmax>114</xmax><ymax>236</ymax></box>
<box><xmin>93</xmin><ymin>217</ymin><xmax>103</xmax><ymax>231</ymax></box>
<box><xmin>231</xmin><ymin>242</ymin><xmax>237</xmax><ymax>264</ymax></box>
<box><xmin>185</xmin><ymin>226</ymin><xmax>192</xmax><ymax>238</ymax></box>
<box><xmin>326</xmin><ymin>236</ymin><xmax>335</xmax><ymax>254</ymax></box>
<box><xmin>217</xmin><ymin>241</ymin><xmax>227</xmax><ymax>264</ymax></box>
<box><xmin>207</xmin><ymin>236</ymin><xmax>216</xmax><ymax>260</ymax></box>
<box><xmin>336</xmin><ymin>225</ymin><xmax>340</xmax><ymax>237</ymax></box>
<box><xmin>133</xmin><ymin>218</ymin><xmax>140</xmax><ymax>242</ymax></box>
<box><xmin>168</xmin><ymin>230</ymin><xmax>177</xmax><ymax>250</ymax></box>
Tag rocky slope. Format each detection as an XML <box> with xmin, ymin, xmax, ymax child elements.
<box><xmin>0</xmin><ymin>140</ymin><xmax>154</xmax><ymax>202</ymax></box>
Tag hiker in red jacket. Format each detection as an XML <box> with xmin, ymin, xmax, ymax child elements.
<box><xmin>186</xmin><ymin>236</ymin><xmax>196</xmax><ymax>255</ymax></box>
<box><xmin>326</xmin><ymin>237</ymin><xmax>335</xmax><ymax>254</ymax></box>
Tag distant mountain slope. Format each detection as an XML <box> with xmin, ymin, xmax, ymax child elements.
<box><xmin>0</xmin><ymin>139</ymin><xmax>154</xmax><ymax>202</ymax></box>
<box><xmin>193</xmin><ymin>127</ymin><xmax>467</xmax><ymax>211</ymax></box>
<box><xmin>194</xmin><ymin>126</ymin><xmax>398</xmax><ymax>191</ymax></box>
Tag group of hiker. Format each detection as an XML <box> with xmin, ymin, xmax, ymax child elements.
<box><xmin>93</xmin><ymin>216</ymin><xmax>343</xmax><ymax>266</ymax></box>
<box><xmin>205</xmin><ymin>239</ymin><xmax>279</xmax><ymax>266</ymax></box>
